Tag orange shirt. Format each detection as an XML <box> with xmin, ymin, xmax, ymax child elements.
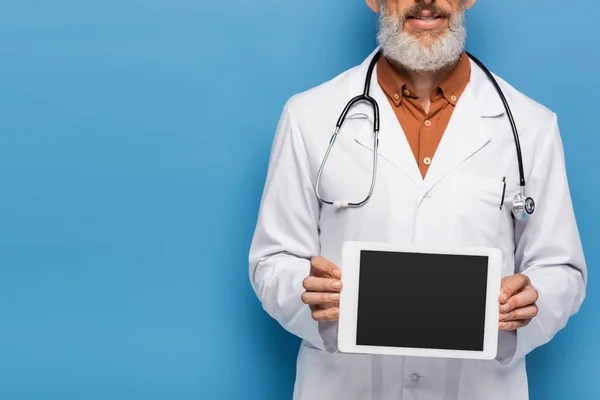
<box><xmin>376</xmin><ymin>53</ymin><xmax>471</xmax><ymax>178</ymax></box>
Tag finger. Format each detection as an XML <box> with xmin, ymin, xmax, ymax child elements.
<box><xmin>499</xmin><ymin>305</ymin><xmax>538</xmax><ymax>322</ymax></box>
<box><xmin>499</xmin><ymin>319</ymin><xmax>531</xmax><ymax>330</ymax></box>
<box><xmin>499</xmin><ymin>274</ymin><xmax>530</xmax><ymax>303</ymax></box>
<box><xmin>303</xmin><ymin>276</ymin><xmax>342</xmax><ymax>292</ymax></box>
<box><xmin>302</xmin><ymin>291</ymin><xmax>340</xmax><ymax>305</ymax></box>
<box><xmin>310</xmin><ymin>303</ymin><xmax>335</xmax><ymax>311</ymax></box>
<box><xmin>311</xmin><ymin>306</ymin><xmax>340</xmax><ymax>322</ymax></box>
<box><xmin>500</xmin><ymin>286</ymin><xmax>538</xmax><ymax>313</ymax></box>
<box><xmin>311</xmin><ymin>256</ymin><xmax>342</xmax><ymax>278</ymax></box>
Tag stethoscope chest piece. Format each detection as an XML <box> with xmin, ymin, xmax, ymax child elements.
<box><xmin>512</xmin><ymin>189</ymin><xmax>536</xmax><ymax>220</ymax></box>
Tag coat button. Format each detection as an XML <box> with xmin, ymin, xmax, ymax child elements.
<box><xmin>423</xmin><ymin>157</ymin><xmax>432</xmax><ymax>165</ymax></box>
<box><xmin>410</xmin><ymin>372</ymin><xmax>421</xmax><ymax>382</ymax></box>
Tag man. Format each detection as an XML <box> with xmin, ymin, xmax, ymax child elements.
<box><xmin>249</xmin><ymin>0</ymin><xmax>587</xmax><ymax>399</ymax></box>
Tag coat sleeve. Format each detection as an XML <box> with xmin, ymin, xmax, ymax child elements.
<box><xmin>496</xmin><ymin>113</ymin><xmax>587</xmax><ymax>365</ymax></box>
<box><xmin>248</xmin><ymin>100</ymin><xmax>338</xmax><ymax>353</ymax></box>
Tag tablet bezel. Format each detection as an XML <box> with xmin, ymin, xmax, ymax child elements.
<box><xmin>338</xmin><ymin>241</ymin><xmax>502</xmax><ymax>360</ymax></box>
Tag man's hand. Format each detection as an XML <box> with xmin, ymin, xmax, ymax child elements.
<box><xmin>302</xmin><ymin>256</ymin><xmax>343</xmax><ymax>322</ymax></box>
<box><xmin>499</xmin><ymin>273</ymin><xmax>539</xmax><ymax>330</ymax></box>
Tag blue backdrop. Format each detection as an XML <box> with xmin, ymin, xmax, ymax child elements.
<box><xmin>0</xmin><ymin>1</ymin><xmax>598</xmax><ymax>399</ymax></box>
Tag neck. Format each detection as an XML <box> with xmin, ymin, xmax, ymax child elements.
<box><xmin>388</xmin><ymin>57</ymin><xmax>460</xmax><ymax>113</ymax></box>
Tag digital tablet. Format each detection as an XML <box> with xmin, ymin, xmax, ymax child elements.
<box><xmin>338</xmin><ymin>241</ymin><xmax>502</xmax><ymax>360</ymax></box>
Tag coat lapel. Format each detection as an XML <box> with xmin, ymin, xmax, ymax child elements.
<box><xmin>421</xmin><ymin>82</ymin><xmax>490</xmax><ymax>192</ymax></box>
<box><xmin>351</xmin><ymin>70</ymin><xmax>423</xmax><ymax>185</ymax></box>
<box><xmin>422</xmin><ymin>59</ymin><xmax>506</xmax><ymax>193</ymax></box>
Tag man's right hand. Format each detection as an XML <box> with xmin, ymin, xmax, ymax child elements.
<box><xmin>301</xmin><ymin>256</ymin><xmax>343</xmax><ymax>322</ymax></box>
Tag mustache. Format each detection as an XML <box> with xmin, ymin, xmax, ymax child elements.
<box><xmin>403</xmin><ymin>4</ymin><xmax>452</xmax><ymax>19</ymax></box>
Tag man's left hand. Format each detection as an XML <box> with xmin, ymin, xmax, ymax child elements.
<box><xmin>498</xmin><ymin>274</ymin><xmax>539</xmax><ymax>330</ymax></box>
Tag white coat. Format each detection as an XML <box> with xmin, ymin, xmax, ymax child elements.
<box><xmin>248</xmin><ymin>48</ymin><xmax>587</xmax><ymax>400</ymax></box>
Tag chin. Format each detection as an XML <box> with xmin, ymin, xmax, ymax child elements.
<box><xmin>410</xmin><ymin>30</ymin><xmax>448</xmax><ymax>47</ymax></box>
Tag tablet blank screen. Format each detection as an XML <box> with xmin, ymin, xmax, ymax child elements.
<box><xmin>356</xmin><ymin>250</ymin><xmax>489</xmax><ymax>351</ymax></box>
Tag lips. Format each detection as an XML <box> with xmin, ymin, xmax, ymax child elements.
<box><xmin>406</xmin><ymin>10</ymin><xmax>448</xmax><ymax>30</ymax></box>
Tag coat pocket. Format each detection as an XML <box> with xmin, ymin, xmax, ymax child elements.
<box><xmin>426</xmin><ymin>175</ymin><xmax>506</xmax><ymax>252</ymax></box>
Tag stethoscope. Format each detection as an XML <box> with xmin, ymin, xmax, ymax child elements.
<box><xmin>314</xmin><ymin>50</ymin><xmax>536</xmax><ymax>220</ymax></box>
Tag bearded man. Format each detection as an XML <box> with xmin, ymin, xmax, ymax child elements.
<box><xmin>249</xmin><ymin>1</ymin><xmax>587</xmax><ymax>399</ymax></box>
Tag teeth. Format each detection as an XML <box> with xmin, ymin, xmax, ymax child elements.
<box><xmin>408</xmin><ymin>14</ymin><xmax>443</xmax><ymax>20</ymax></box>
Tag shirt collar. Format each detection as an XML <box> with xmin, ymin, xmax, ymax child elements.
<box><xmin>376</xmin><ymin>51</ymin><xmax>472</xmax><ymax>107</ymax></box>
<box><xmin>438</xmin><ymin>52</ymin><xmax>471</xmax><ymax>105</ymax></box>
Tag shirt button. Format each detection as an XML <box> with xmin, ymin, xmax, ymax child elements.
<box><xmin>410</xmin><ymin>372</ymin><xmax>421</xmax><ymax>382</ymax></box>
<box><xmin>424</xmin><ymin>119</ymin><xmax>431</xmax><ymax>127</ymax></box>
<box><xmin>394</xmin><ymin>93</ymin><xmax>400</xmax><ymax>100</ymax></box>
<box><xmin>423</xmin><ymin>157</ymin><xmax>432</xmax><ymax>165</ymax></box>
<box><xmin>451</xmin><ymin>95</ymin><xmax>457</xmax><ymax>102</ymax></box>
<box><xmin>403</xmin><ymin>89</ymin><xmax>411</xmax><ymax>96</ymax></box>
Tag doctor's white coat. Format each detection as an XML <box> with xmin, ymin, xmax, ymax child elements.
<box><xmin>249</xmin><ymin>49</ymin><xmax>587</xmax><ymax>400</ymax></box>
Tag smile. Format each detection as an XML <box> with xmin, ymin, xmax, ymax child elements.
<box><xmin>406</xmin><ymin>15</ymin><xmax>447</xmax><ymax>30</ymax></box>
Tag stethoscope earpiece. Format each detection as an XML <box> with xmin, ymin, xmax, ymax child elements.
<box><xmin>334</xmin><ymin>201</ymin><xmax>350</xmax><ymax>209</ymax></box>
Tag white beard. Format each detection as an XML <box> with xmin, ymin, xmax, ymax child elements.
<box><xmin>376</xmin><ymin>8</ymin><xmax>467</xmax><ymax>72</ymax></box>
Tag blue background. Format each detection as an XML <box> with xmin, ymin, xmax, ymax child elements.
<box><xmin>0</xmin><ymin>1</ymin><xmax>598</xmax><ymax>399</ymax></box>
